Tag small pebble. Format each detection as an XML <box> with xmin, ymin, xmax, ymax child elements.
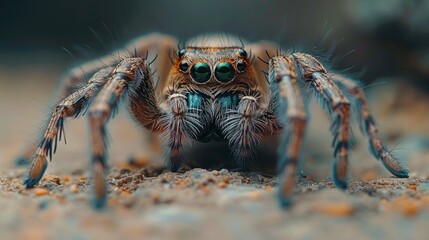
<box><xmin>247</xmin><ymin>190</ymin><xmax>262</xmax><ymax>200</ymax></box>
<box><xmin>34</xmin><ymin>188</ymin><xmax>49</xmax><ymax>196</ymax></box>
<box><xmin>62</xmin><ymin>176</ymin><xmax>70</xmax><ymax>183</ymax></box>
<box><xmin>201</xmin><ymin>186</ymin><xmax>211</xmax><ymax>195</ymax></box>
<box><xmin>222</xmin><ymin>176</ymin><xmax>230</xmax><ymax>184</ymax></box>
<box><xmin>38</xmin><ymin>196</ymin><xmax>50</xmax><ymax>210</ymax></box>
<box><xmin>393</xmin><ymin>196</ymin><xmax>420</xmax><ymax>217</ymax></box>
<box><xmin>192</xmin><ymin>171</ymin><xmax>203</xmax><ymax>179</ymax></box>
<box><xmin>313</xmin><ymin>202</ymin><xmax>355</xmax><ymax>217</ymax></box>
<box><xmin>218</xmin><ymin>182</ymin><xmax>228</xmax><ymax>189</ymax></box>
<box><xmin>127</xmin><ymin>156</ymin><xmax>149</xmax><ymax>168</ymax></box>
<box><xmin>362</xmin><ymin>171</ymin><xmax>378</xmax><ymax>181</ymax></box>
<box><xmin>119</xmin><ymin>191</ymin><xmax>131</xmax><ymax>198</ymax></box>
<box><xmin>70</xmin><ymin>184</ymin><xmax>79</xmax><ymax>193</ymax></box>
<box><xmin>44</xmin><ymin>175</ymin><xmax>61</xmax><ymax>185</ymax></box>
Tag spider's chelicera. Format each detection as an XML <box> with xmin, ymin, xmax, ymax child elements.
<box><xmin>21</xmin><ymin>33</ymin><xmax>409</xmax><ymax>209</ymax></box>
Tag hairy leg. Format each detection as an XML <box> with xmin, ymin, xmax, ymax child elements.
<box><xmin>219</xmin><ymin>92</ymin><xmax>280</xmax><ymax>170</ymax></box>
<box><xmin>24</xmin><ymin>67</ymin><xmax>113</xmax><ymax>187</ymax></box>
<box><xmin>18</xmin><ymin>33</ymin><xmax>177</xmax><ymax>164</ymax></box>
<box><xmin>332</xmin><ymin>74</ymin><xmax>408</xmax><ymax>177</ymax></box>
<box><xmin>61</xmin><ymin>33</ymin><xmax>177</xmax><ymax>97</ymax></box>
<box><xmin>164</xmin><ymin>93</ymin><xmax>203</xmax><ymax>171</ymax></box>
<box><xmin>269</xmin><ymin>56</ymin><xmax>307</xmax><ymax>207</ymax></box>
<box><xmin>292</xmin><ymin>53</ymin><xmax>351</xmax><ymax>189</ymax></box>
<box><xmin>221</xmin><ymin>94</ymin><xmax>264</xmax><ymax>169</ymax></box>
<box><xmin>88</xmin><ymin>57</ymin><xmax>151</xmax><ymax>208</ymax></box>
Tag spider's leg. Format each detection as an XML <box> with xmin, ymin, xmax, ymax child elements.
<box><xmin>292</xmin><ymin>53</ymin><xmax>351</xmax><ymax>189</ymax></box>
<box><xmin>61</xmin><ymin>33</ymin><xmax>177</xmax><ymax>97</ymax></box>
<box><xmin>24</xmin><ymin>67</ymin><xmax>113</xmax><ymax>187</ymax></box>
<box><xmin>18</xmin><ymin>33</ymin><xmax>177</xmax><ymax>165</ymax></box>
<box><xmin>332</xmin><ymin>74</ymin><xmax>408</xmax><ymax>177</ymax></box>
<box><xmin>88</xmin><ymin>57</ymin><xmax>151</xmax><ymax>208</ymax></box>
<box><xmin>220</xmin><ymin>94</ymin><xmax>266</xmax><ymax>170</ymax></box>
<box><xmin>269</xmin><ymin>56</ymin><xmax>307</xmax><ymax>207</ymax></box>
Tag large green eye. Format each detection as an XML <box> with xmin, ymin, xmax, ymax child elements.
<box><xmin>190</xmin><ymin>62</ymin><xmax>211</xmax><ymax>83</ymax></box>
<box><xmin>215</xmin><ymin>62</ymin><xmax>235</xmax><ymax>83</ymax></box>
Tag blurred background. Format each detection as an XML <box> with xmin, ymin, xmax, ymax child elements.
<box><xmin>1</xmin><ymin>0</ymin><xmax>428</xmax><ymax>85</ymax></box>
<box><xmin>0</xmin><ymin>0</ymin><xmax>429</xmax><ymax>175</ymax></box>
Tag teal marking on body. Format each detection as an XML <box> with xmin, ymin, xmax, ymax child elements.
<box><xmin>187</xmin><ymin>93</ymin><xmax>202</xmax><ymax>109</ymax></box>
<box><xmin>219</xmin><ymin>94</ymin><xmax>239</xmax><ymax>110</ymax></box>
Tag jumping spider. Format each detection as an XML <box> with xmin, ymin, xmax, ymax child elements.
<box><xmin>21</xmin><ymin>33</ymin><xmax>408</xmax><ymax>208</ymax></box>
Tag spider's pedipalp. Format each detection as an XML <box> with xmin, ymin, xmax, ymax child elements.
<box><xmin>332</xmin><ymin>74</ymin><xmax>409</xmax><ymax>178</ymax></box>
<box><xmin>220</xmin><ymin>94</ymin><xmax>266</xmax><ymax>169</ymax></box>
<box><xmin>157</xmin><ymin>93</ymin><xmax>201</xmax><ymax>171</ymax></box>
<box><xmin>292</xmin><ymin>53</ymin><xmax>351</xmax><ymax>189</ymax></box>
<box><xmin>269</xmin><ymin>56</ymin><xmax>307</xmax><ymax>207</ymax></box>
<box><xmin>24</xmin><ymin>67</ymin><xmax>113</xmax><ymax>188</ymax></box>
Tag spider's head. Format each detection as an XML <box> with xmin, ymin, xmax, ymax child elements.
<box><xmin>171</xmin><ymin>46</ymin><xmax>254</xmax><ymax>90</ymax></box>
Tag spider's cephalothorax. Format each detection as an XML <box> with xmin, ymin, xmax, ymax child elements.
<box><xmin>21</xmin><ymin>33</ymin><xmax>409</xmax><ymax>208</ymax></box>
<box><xmin>143</xmin><ymin>44</ymin><xmax>280</xmax><ymax>168</ymax></box>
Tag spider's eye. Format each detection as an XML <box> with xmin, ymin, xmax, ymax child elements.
<box><xmin>237</xmin><ymin>49</ymin><xmax>247</xmax><ymax>58</ymax></box>
<box><xmin>237</xmin><ymin>60</ymin><xmax>247</xmax><ymax>72</ymax></box>
<box><xmin>190</xmin><ymin>62</ymin><xmax>211</xmax><ymax>83</ymax></box>
<box><xmin>178</xmin><ymin>49</ymin><xmax>186</xmax><ymax>58</ymax></box>
<box><xmin>179</xmin><ymin>61</ymin><xmax>189</xmax><ymax>72</ymax></box>
<box><xmin>215</xmin><ymin>62</ymin><xmax>235</xmax><ymax>83</ymax></box>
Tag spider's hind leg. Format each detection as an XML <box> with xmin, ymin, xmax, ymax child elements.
<box><xmin>292</xmin><ymin>53</ymin><xmax>351</xmax><ymax>189</ymax></box>
<box><xmin>332</xmin><ymin>74</ymin><xmax>408</xmax><ymax>178</ymax></box>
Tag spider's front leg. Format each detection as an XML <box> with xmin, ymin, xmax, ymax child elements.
<box><xmin>88</xmin><ymin>57</ymin><xmax>153</xmax><ymax>208</ymax></box>
<box><xmin>24</xmin><ymin>67</ymin><xmax>113</xmax><ymax>187</ymax></box>
<box><xmin>292</xmin><ymin>53</ymin><xmax>352</xmax><ymax>189</ymax></box>
<box><xmin>269</xmin><ymin>56</ymin><xmax>307</xmax><ymax>207</ymax></box>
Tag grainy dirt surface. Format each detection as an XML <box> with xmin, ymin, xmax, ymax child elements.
<box><xmin>1</xmin><ymin>62</ymin><xmax>429</xmax><ymax>240</ymax></box>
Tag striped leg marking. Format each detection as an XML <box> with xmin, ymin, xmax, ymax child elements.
<box><xmin>24</xmin><ymin>68</ymin><xmax>112</xmax><ymax>188</ymax></box>
<box><xmin>88</xmin><ymin>58</ymin><xmax>148</xmax><ymax>208</ymax></box>
<box><xmin>270</xmin><ymin>56</ymin><xmax>307</xmax><ymax>207</ymax></box>
<box><xmin>332</xmin><ymin>75</ymin><xmax>408</xmax><ymax>178</ymax></box>
<box><xmin>293</xmin><ymin>53</ymin><xmax>351</xmax><ymax>189</ymax></box>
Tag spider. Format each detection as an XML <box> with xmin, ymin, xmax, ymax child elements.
<box><xmin>21</xmin><ymin>33</ymin><xmax>409</xmax><ymax>208</ymax></box>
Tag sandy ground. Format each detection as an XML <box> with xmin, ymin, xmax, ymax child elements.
<box><xmin>1</xmin><ymin>60</ymin><xmax>429</xmax><ymax>240</ymax></box>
